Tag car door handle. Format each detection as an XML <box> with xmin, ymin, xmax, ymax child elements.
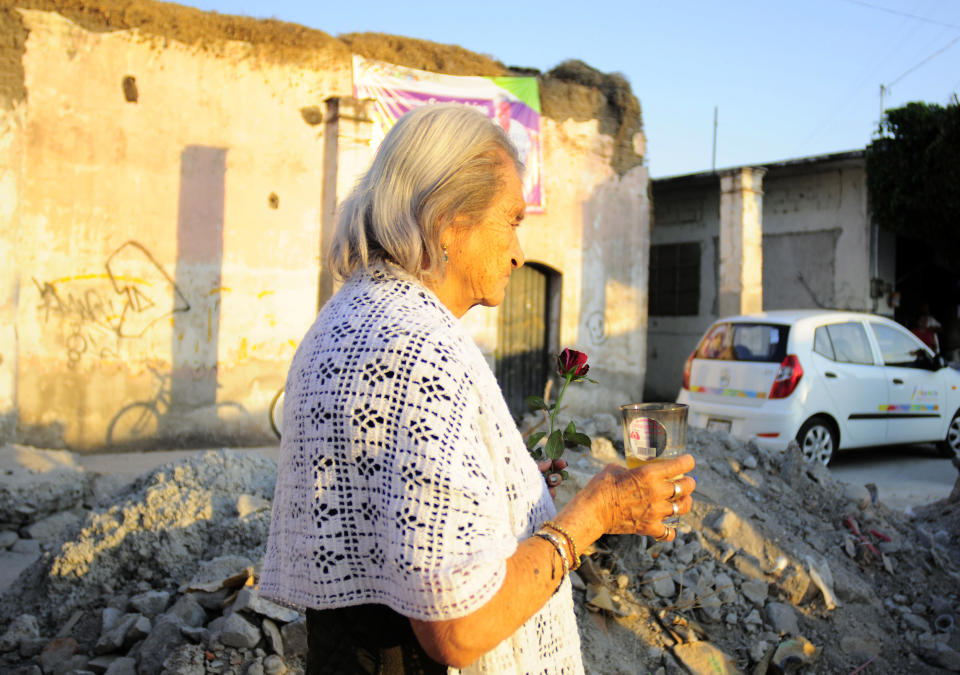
<box><xmin>892</xmin><ymin>378</ymin><xmax>904</xmax><ymax>385</ymax></box>
<box><xmin>825</xmin><ymin>371</ymin><xmax>838</xmax><ymax>378</ymax></box>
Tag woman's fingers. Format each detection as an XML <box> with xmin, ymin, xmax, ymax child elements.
<box><xmin>638</xmin><ymin>454</ymin><xmax>695</xmax><ymax>479</ymax></box>
<box><xmin>662</xmin><ymin>475</ymin><xmax>697</xmax><ymax>502</ymax></box>
<box><xmin>654</xmin><ymin>522</ymin><xmax>676</xmax><ymax>542</ymax></box>
<box><xmin>537</xmin><ymin>458</ymin><xmax>568</xmax><ymax>475</ymax></box>
<box><xmin>602</xmin><ymin>455</ymin><xmax>697</xmax><ymax>536</ymax></box>
<box><xmin>656</xmin><ymin>494</ymin><xmax>693</xmax><ymax>520</ymax></box>
<box><xmin>537</xmin><ymin>458</ymin><xmax>568</xmax><ymax>498</ymax></box>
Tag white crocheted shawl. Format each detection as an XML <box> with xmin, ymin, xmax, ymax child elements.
<box><xmin>260</xmin><ymin>264</ymin><xmax>584</xmax><ymax>674</ymax></box>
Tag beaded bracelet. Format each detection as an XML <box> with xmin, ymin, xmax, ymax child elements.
<box><xmin>534</xmin><ymin>530</ymin><xmax>569</xmax><ymax>578</ymax></box>
<box><xmin>543</xmin><ymin>520</ymin><xmax>580</xmax><ymax>571</ymax></box>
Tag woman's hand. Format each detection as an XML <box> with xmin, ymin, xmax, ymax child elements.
<box><xmin>554</xmin><ymin>454</ymin><xmax>696</xmax><ymax>546</ymax></box>
<box><xmin>537</xmin><ymin>458</ymin><xmax>568</xmax><ymax>498</ymax></box>
<box><xmin>600</xmin><ymin>456</ymin><xmax>696</xmax><ymax>538</ymax></box>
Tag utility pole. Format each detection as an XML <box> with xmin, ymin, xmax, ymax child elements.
<box><xmin>879</xmin><ymin>84</ymin><xmax>885</xmax><ymax>121</ymax></box>
<box><xmin>712</xmin><ymin>106</ymin><xmax>718</xmax><ymax>172</ymax></box>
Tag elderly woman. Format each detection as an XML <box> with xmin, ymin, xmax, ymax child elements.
<box><xmin>260</xmin><ymin>104</ymin><xmax>695</xmax><ymax>673</ymax></box>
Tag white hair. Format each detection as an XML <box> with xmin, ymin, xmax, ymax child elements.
<box><xmin>328</xmin><ymin>103</ymin><xmax>522</xmax><ymax>281</ymax></box>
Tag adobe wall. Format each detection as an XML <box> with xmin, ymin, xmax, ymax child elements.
<box><xmin>0</xmin><ymin>106</ymin><xmax>22</xmax><ymax>441</ymax></box>
<box><xmin>2</xmin><ymin>3</ymin><xmax>649</xmax><ymax>450</ymax></box>
<box><xmin>7</xmin><ymin>7</ymin><xmax>353</xmax><ymax>449</ymax></box>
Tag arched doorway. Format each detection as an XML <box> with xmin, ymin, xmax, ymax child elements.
<box><xmin>496</xmin><ymin>263</ymin><xmax>561</xmax><ymax>418</ymax></box>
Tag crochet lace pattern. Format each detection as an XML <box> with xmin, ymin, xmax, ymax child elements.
<box><xmin>260</xmin><ymin>264</ymin><xmax>584</xmax><ymax>673</ymax></box>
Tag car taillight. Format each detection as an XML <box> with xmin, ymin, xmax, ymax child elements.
<box><xmin>682</xmin><ymin>352</ymin><xmax>694</xmax><ymax>390</ymax></box>
<box><xmin>769</xmin><ymin>354</ymin><xmax>803</xmax><ymax>399</ymax></box>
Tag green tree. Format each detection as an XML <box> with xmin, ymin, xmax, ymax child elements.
<box><xmin>865</xmin><ymin>100</ymin><xmax>960</xmax><ymax>260</ymax></box>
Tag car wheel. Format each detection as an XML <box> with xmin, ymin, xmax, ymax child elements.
<box><xmin>796</xmin><ymin>417</ymin><xmax>837</xmax><ymax>465</ymax></box>
<box><xmin>937</xmin><ymin>409</ymin><xmax>960</xmax><ymax>460</ymax></box>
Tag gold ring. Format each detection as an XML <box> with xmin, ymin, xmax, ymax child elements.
<box><xmin>670</xmin><ymin>481</ymin><xmax>682</xmax><ymax>501</ymax></box>
<box><xmin>654</xmin><ymin>524</ymin><xmax>672</xmax><ymax>542</ymax></box>
<box><xmin>672</xmin><ymin>502</ymin><xmax>679</xmax><ymax>517</ymax></box>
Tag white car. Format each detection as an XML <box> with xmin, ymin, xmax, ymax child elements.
<box><xmin>677</xmin><ymin>310</ymin><xmax>960</xmax><ymax>464</ymax></box>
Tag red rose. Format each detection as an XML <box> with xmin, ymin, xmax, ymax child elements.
<box><xmin>557</xmin><ymin>348</ymin><xmax>589</xmax><ymax>378</ymax></box>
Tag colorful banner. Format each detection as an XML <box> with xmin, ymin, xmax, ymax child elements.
<box><xmin>353</xmin><ymin>55</ymin><xmax>544</xmax><ymax>212</ymax></box>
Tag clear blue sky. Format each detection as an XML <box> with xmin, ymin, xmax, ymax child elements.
<box><xmin>174</xmin><ymin>0</ymin><xmax>960</xmax><ymax>177</ymax></box>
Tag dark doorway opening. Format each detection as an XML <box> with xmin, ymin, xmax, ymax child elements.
<box><xmin>496</xmin><ymin>263</ymin><xmax>561</xmax><ymax>418</ymax></box>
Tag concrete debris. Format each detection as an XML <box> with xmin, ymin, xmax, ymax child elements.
<box><xmin>804</xmin><ymin>554</ymin><xmax>839</xmax><ymax>611</ymax></box>
<box><xmin>232</xmin><ymin>588</ymin><xmax>301</xmax><ymax>624</ymax></box>
<box><xmin>128</xmin><ymin>590</ymin><xmax>170</xmax><ymax>619</ymax></box>
<box><xmin>181</xmin><ymin>555</ymin><xmax>257</xmax><ymax>593</ymax></box>
<box><xmin>2</xmin><ymin>426</ymin><xmax>960</xmax><ymax>674</ymax></box>
<box><xmin>752</xmin><ymin>636</ymin><xmax>821</xmax><ymax>674</ymax></box>
<box><xmin>672</xmin><ymin>640</ymin><xmax>741</xmax><ymax>675</ymax></box>
<box><xmin>570</xmin><ymin>426</ymin><xmax>960</xmax><ymax>674</ymax></box>
<box><xmin>0</xmin><ymin>446</ymin><xmax>86</xmax><ymax>525</ymax></box>
<box><xmin>764</xmin><ymin>602</ymin><xmax>800</xmax><ymax>636</ymax></box>
<box><xmin>0</xmin><ymin>614</ymin><xmax>39</xmax><ymax>652</ymax></box>
<box><xmin>219</xmin><ymin>613</ymin><xmax>261</xmax><ymax>649</ymax></box>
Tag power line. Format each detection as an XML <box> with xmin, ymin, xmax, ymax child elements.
<box><xmin>792</xmin><ymin>5</ymin><xmax>919</xmax><ymax>155</ymax></box>
<box><xmin>840</xmin><ymin>0</ymin><xmax>960</xmax><ymax>31</ymax></box>
<box><xmin>886</xmin><ymin>33</ymin><xmax>960</xmax><ymax>89</ymax></box>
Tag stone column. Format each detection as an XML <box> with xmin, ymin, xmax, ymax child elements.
<box><xmin>318</xmin><ymin>97</ymin><xmax>374</xmax><ymax>310</ymax></box>
<box><xmin>718</xmin><ymin>167</ymin><xmax>766</xmax><ymax>317</ymax></box>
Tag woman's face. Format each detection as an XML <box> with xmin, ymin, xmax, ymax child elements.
<box><xmin>441</xmin><ymin>158</ymin><xmax>526</xmax><ymax>316</ymax></box>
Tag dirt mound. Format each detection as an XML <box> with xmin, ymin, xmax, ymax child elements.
<box><xmin>541</xmin><ymin>60</ymin><xmax>644</xmax><ymax>175</ymax></box>
<box><xmin>10</xmin><ymin>0</ymin><xmax>344</xmax><ymax>52</ymax></box>
<box><xmin>0</xmin><ymin>449</ymin><xmax>275</xmax><ymax>630</ymax></box>
<box><xmin>339</xmin><ymin>32</ymin><xmax>508</xmax><ymax>77</ymax></box>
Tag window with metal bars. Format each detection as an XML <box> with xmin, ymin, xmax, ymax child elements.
<box><xmin>650</xmin><ymin>242</ymin><xmax>700</xmax><ymax>316</ymax></box>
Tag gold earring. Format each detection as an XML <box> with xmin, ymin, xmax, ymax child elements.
<box><xmin>442</xmin><ymin>244</ymin><xmax>449</xmax><ymax>263</ymax></box>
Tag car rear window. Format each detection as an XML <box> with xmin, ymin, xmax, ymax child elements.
<box><xmin>695</xmin><ymin>322</ymin><xmax>788</xmax><ymax>363</ymax></box>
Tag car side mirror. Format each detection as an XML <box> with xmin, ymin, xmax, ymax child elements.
<box><xmin>915</xmin><ymin>349</ymin><xmax>946</xmax><ymax>370</ymax></box>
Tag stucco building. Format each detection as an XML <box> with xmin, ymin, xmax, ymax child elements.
<box><xmin>644</xmin><ymin>151</ymin><xmax>899</xmax><ymax>401</ymax></box>
<box><xmin>1</xmin><ymin>2</ymin><xmax>652</xmax><ymax>450</ymax></box>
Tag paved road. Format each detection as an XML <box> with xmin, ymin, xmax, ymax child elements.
<box><xmin>828</xmin><ymin>443</ymin><xmax>958</xmax><ymax>514</ymax></box>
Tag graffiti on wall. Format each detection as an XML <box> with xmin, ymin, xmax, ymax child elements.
<box><xmin>33</xmin><ymin>241</ymin><xmax>190</xmax><ymax>366</ymax></box>
<box><xmin>586</xmin><ymin>311</ymin><xmax>608</xmax><ymax>345</ymax></box>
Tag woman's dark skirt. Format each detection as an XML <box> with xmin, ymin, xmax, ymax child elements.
<box><xmin>305</xmin><ymin>604</ymin><xmax>447</xmax><ymax>674</ymax></box>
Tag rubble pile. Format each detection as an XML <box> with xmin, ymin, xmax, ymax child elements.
<box><xmin>0</xmin><ymin>426</ymin><xmax>959</xmax><ymax>674</ymax></box>
<box><xmin>559</xmin><ymin>427</ymin><xmax>960</xmax><ymax>674</ymax></box>
<box><xmin>0</xmin><ymin>449</ymin><xmax>302</xmax><ymax>675</ymax></box>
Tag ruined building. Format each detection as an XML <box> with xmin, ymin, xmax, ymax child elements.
<box><xmin>0</xmin><ymin>0</ymin><xmax>651</xmax><ymax>450</ymax></box>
